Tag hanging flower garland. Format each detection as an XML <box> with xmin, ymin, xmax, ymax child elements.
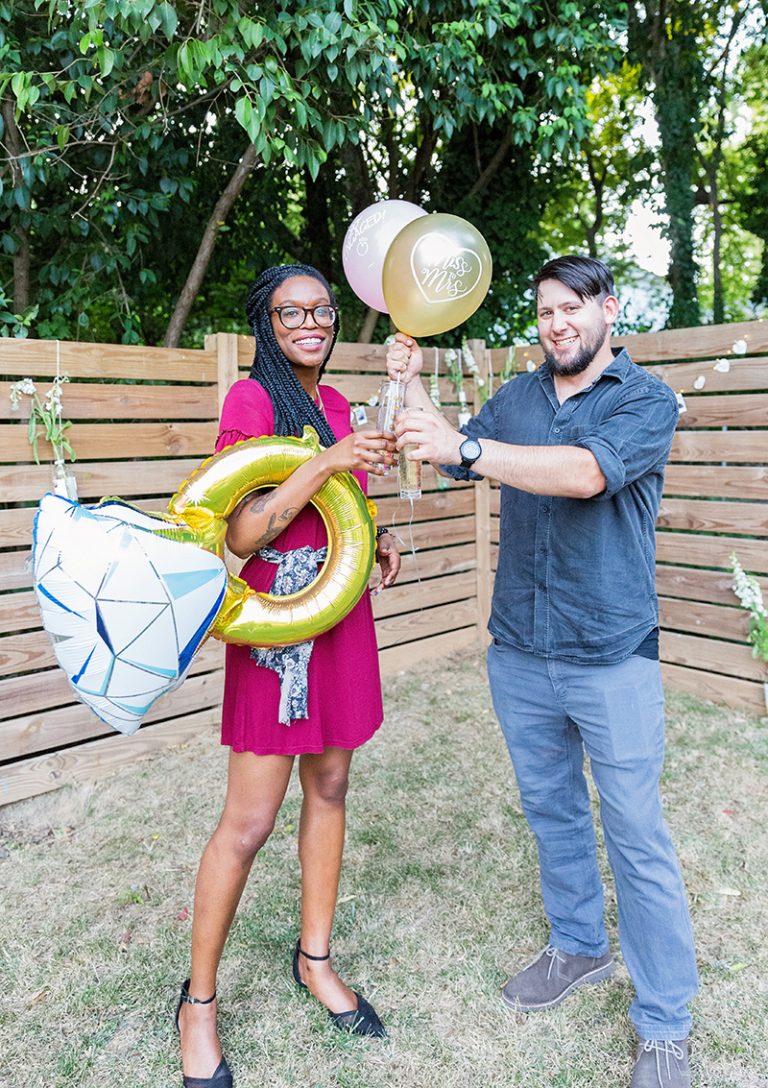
<box><xmin>730</xmin><ymin>554</ymin><xmax>768</xmax><ymax>663</ymax></box>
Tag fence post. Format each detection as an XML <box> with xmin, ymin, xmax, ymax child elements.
<box><xmin>206</xmin><ymin>332</ymin><xmax>240</xmax><ymax>414</ymax></box>
<box><xmin>468</xmin><ymin>338</ymin><xmax>492</xmax><ymax>648</ymax></box>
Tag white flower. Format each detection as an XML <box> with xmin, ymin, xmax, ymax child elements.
<box><xmin>731</xmin><ymin>554</ymin><xmax>767</xmax><ymax>617</ymax></box>
<box><xmin>693</xmin><ymin>376</ymin><xmax>706</xmax><ymax>390</ymax></box>
<box><xmin>10</xmin><ymin>377</ymin><xmax>37</xmax><ymax>408</ymax></box>
<box><xmin>731</xmin><ymin>339</ymin><xmax>747</xmax><ymax>355</ymax></box>
<box><xmin>526</xmin><ymin>360</ymin><xmax>536</xmax><ymax>373</ymax></box>
<box><xmin>713</xmin><ymin>358</ymin><xmax>730</xmax><ymax>373</ymax></box>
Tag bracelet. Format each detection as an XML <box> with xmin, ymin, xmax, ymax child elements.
<box><xmin>376</xmin><ymin>526</ymin><xmax>390</xmax><ymax>539</ymax></box>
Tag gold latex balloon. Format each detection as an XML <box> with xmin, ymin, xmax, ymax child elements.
<box><xmin>167</xmin><ymin>427</ymin><xmax>375</xmax><ymax>647</ymax></box>
<box><xmin>382</xmin><ymin>213</ymin><xmax>492</xmax><ymax>337</ymax></box>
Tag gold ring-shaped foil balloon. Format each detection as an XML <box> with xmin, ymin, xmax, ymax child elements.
<box><xmin>167</xmin><ymin>427</ymin><xmax>375</xmax><ymax>647</ymax></box>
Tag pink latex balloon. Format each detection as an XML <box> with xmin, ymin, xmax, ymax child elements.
<box><xmin>342</xmin><ymin>200</ymin><xmax>426</xmax><ymax>312</ymax></box>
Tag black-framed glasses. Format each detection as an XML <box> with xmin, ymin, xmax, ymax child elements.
<box><xmin>269</xmin><ymin>304</ymin><xmax>337</xmax><ymax>329</ymax></box>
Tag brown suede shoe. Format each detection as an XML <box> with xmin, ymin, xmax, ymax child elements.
<box><xmin>501</xmin><ymin>944</ymin><xmax>615</xmax><ymax>1011</ymax></box>
<box><xmin>630</xmin><ymin>1039</ymin><xmax>691</xmax><ymax>1088</ymax></box>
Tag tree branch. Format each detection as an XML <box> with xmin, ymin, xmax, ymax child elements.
<box><xmin>1</xmin><ymin>97</ymin><xmax>31</xmax><ymax>313</ymax></box>
<box><xmin>163</xmin><ymin>142</ymin><xmax>260</xmax><ymax>347</ymax></box>
<box><xmin>467</xmin><ymin>126</ymin><xmax>514</xmax><ymax>199</ymax></box>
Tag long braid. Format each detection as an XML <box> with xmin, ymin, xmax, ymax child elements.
<box><xmin>245</xmin><ymin>264</ymin><xmax>339</xmax><ymax>447</ymax></box>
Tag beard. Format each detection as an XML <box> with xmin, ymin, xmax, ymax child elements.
<box><xmin>543</xmin><ymin>320</ymin><xmax>608</xmax><ymax>377</ymax></box>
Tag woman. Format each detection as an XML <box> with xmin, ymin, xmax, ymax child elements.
<box><xmin>176</xmin><ymin>264</ymin><xmax>400</xmax><ymax>1087</ymax></box>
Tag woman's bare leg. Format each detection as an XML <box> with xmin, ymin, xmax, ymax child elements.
<box><xmin>179</xmin><ymin>750</ymin><xmax>294</xmax><ymax>1078</ymax></box>
<box><xmin>294</xmin><ymin>746</ymin><xmax>358</xmax><ymax>1012</ymax></box>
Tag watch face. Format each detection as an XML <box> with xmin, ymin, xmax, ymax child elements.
<box><xmin>460</xmin><ymin>438</ymin><xmax>482</xmax><ymax>464</ymax></box>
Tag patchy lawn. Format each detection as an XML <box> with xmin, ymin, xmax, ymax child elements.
<box><xmin>1</xmin><ymin>650</ymin><xmax>767</xmax><ymax>1088</ymax></box>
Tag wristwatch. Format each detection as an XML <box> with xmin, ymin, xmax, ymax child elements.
<box><xmin>459</xmin><ymin>437</ymin><xmax>483</xmax><ymax>469</ymax></box>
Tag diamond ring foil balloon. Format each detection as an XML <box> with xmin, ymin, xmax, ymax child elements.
<box><xmin>33</xmin><ymin>495</ymin><xmax>227</xmax><ymax>735</ymax></box>
<box><xmin>31</xmin><ymin>429</ymin><xmax>375</xmax><ymax>736</ymax></box>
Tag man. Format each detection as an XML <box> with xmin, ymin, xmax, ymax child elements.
<box><xmin>387</xmin><ymin>256</ymin><xmax>697</xmax><ymax>1088</ymax></box>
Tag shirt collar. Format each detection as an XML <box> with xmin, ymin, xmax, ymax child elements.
<box><xmin>537</xmin><ymin>346</ymin><xmax>632</xmax><ymax>395</ymax></box>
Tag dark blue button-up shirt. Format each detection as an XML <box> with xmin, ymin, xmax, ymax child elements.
<box><xmin>444</xmin><ymin>348</ymin><xmax>679</xmax><ymax>664</ymax></box>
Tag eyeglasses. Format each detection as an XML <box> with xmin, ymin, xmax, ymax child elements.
<box><xmin>269</xmin><ymin>304</ymin><xmax>337</xmax><ymax>329</ymax></box>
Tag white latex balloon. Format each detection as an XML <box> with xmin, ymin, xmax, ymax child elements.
<box><xmin>342</xmin><ymin>199</ymin><xmax>426</xmax><ymax>312</ymax></box>
<box><xmin>33</xmin><ymin>495</ymin><xmax>227</xmax><ymax>735</ymax></box>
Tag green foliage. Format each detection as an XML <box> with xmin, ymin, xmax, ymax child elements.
<box><xmin>0</xmin><ymin>0</ymin><xmax>625</xmax><ymax>346</ymax></box>
<box><xmin>1</xmin><ymin>0</ymin><xmax>764</xmax><ymax>344</ymax></box>
<box><xmin>8</xmin><ymin>374</ymin><xmax>76</xmax><ymax>464</ymax></box>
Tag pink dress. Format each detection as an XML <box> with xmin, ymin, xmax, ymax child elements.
<box><xmin>216</xmin><ymin>379</ymin><xmax>383</xmax><ymax>754</ymax></box>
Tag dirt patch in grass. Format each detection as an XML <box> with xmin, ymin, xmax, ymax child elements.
<box><xmin>1</xmin><ymin>651</ymin><xmax>767</xmax><ymax>1088</ymax></box>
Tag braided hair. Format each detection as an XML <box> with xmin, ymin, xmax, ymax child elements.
<box><xmin>245</xmin><ymin>264</ymin><xmax>339</xmax><ymax>447</ymax></box>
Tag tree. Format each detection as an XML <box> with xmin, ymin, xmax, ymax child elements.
<box><xmin>628</xmin><ymin>0</ymin><xmax>714</xmax><ymax>328</ymax></box>
<box><xmin>1</xmin><ymin>0</ymin><xmax>626</xmax><ymax>345</ymax></box>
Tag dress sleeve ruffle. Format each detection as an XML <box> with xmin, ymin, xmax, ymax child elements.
<box><xmin>215</xmin><ymin>428</ymin><xmax>250</xmax><ymax>453</ymax></box>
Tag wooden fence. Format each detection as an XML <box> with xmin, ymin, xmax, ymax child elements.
<box><xmin>1</xmin><ymin>321</ymin><xmax>766</xmax><ymax>806</ymax></box>
<box><xmin>0</xmin><ymin>335</ymin><xmax>483</xmax><ymax>805</ymax></box>
<box><xmin>490</xmin><ymin>318</ymin><xmax>768</xmax><ymax>718</ymax></box>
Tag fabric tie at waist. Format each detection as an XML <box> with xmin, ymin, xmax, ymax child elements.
<box><xmin>250</xmin><ymin>545</ymin><xmax>328</xmax><ymax>725</ymax></box>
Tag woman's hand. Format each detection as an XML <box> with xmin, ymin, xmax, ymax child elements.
<box><xmin>319</xmin><ymin>429</ymin><xmax>396</xmax><ymax>476</ymax></box>
<box><xmin>386</xmin><ymin>332</ymin><xmax>423</xmax><ymax>384</ymax></box>
<box><xmin>376</xmin><ymin>531</ymin><xmax>401</xmax><ymax>587</ymax></box>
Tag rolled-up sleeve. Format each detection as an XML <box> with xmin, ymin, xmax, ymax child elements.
<box><xmin>438</xmin><ymin>389</ymin><xmax>500</xmax><ymax>481</ymax></box>
<box><xmin>574</xmin><ymin>381</ymin><xmax>679</xmax><ymax>500</ymax></box>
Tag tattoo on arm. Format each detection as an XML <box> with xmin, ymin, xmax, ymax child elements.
<box><xmin>247</xmin><ymin>494</ymin><xmax>270</xmax><ymax>514</ymax></box>
<box><xmin>251</xmin><ymin>507</ymin><xmax>300</xmax><ymax>549</ymax></box>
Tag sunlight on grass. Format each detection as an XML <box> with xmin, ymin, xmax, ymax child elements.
<box><xmin>1</xmin><ymin>650</ymin><xmax>767</xmax><ymax>1087</ymax></box>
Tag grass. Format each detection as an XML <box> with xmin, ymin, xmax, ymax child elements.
<box><xmin>1</xmin><ymin>650</ymin><xmax>767</xmax><ymax>1088</ymax></box>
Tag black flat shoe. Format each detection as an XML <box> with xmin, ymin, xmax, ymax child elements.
<box><xmin>292</xmin><ymin>943</ymin><xmax>387</xmax><ymax>1038</ymax></box>
<box><xmin>175</xmin><ymin>979</ymin><xmax>233</xmax><ymax>1087</ymax></box>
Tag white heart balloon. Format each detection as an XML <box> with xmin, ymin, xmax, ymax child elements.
<box><xmin>410</xmin><ymin>233</ymin><xmax>484</xmax><ymax>305</ymax></box>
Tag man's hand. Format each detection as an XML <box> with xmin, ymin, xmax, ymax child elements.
<box><xmin>386</xmin><ymin>332</ymin><xmax>423</xmax><ymax>384</ymax></box>
<box><xmin>376</xmin><ymin>532</ymin><xmax>401</xmax><ymax>587</ymax></box>
<box><xmin>394</xmin><ymin>407</ymin><xmax>464</xmax><ymax>466</ymax></box>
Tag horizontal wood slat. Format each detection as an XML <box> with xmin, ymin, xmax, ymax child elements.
<box><xmin>387</xmin><ymin>542</ymin><xmax>477</xmax><ymax>587</ymax></box>
<box><xmin>656</xmin><ymin>565</ymin><xmax>768</xmax><ymax>606</ymax></box>
<box><xmin>656</xmin><ymin>532</ymin><xmax>768</xmax><ymax>573</ymax></box>
<box><xmin>0</xmin><ymin>670</ymin><xmax>224</xmax><ymax>762</ymax></box>
<box><xmin>656</xmin><ymin>497</ymin><xmax>768</xmax><ymax>537</ymax></box>
<box><xmin>659</xmin><ymin>596</ymin><xmax>749</xmax><ymax>642</ymax></box>
<box><xmin>372</xmin><ymin>571</ymin><xmax>476</xmax><ymax>620</ymax></box>
<box><xmin>660</xmin><ymin>630</ymin><xmax>765</xmax><ymax>681</ymax></box>
<box><xmin>661</xmin><ymin>662</ymin><xmax>766</xmax><ymax>717</ymax></box>
<box><xmin>376</xmin><ymin>487</ymin><xmax>475</xmax><ymax>526</ymax></box>
<box><xmin>0</xmin><ymin>638</ymin><xmax>225</xmax><ymax>719</ymax></box>
<box><xmin>375</xmin><ymin>598</ymin><xmax>477</xmax><ymax>650</ymax></box>
<box><xmin>320</xmin><ymin>373</ymin><xmax>465</xmax><ymax>406</ymax></box>
<box><xmin>669</xmin><ymin>431</ymin><xmax>766</xmax><ymax>463</ymax></box>
<box><xmin>0</xmin><ymin>339</ymin><xmax>216</xmax><ymax>382</ymax></box>
<box><xmin>0</xmin><ymin>458</ymin><xmax>203</xmax><ymax>503</ymax></box>
<box><xmin>674</xmin><ymin>393</ymin><xmax>768</xmax><ymax>429</ymax></box>
<box><xmin>0</xmin><ymin>591</ymin><xmax>40</xmax><ymax>635</ymax></box>
<box><xmin>0</xmin><ymin>707</ymin><xmax>223</xmax><ymax>806</ymax></box>
<box><xmin>1</xmin><ymin>421</ymin><xmax>217</xmax><ymax>462</ymax></box>
<box><xmin>644</xmin><ymin>357</ymin><xmax>768</xmax><ymax>392</ymax></box>
<box><xmin>378</xmin><ymin>626</ymin><xmax>479</xmax><ymax>676</ymax></box>
<box><xmin>368</xmin><ymin>472</ymin><xmax>471</xmax><ymax>500</ymax></box>
<box><xmin>663</xmin><ymin>465</ymin><xmax>768</xmax><ymax>500</ymax></box>
<box><xmin>0</xmin><ymin>381</ymin><xmax>218</xmax><ymax>421</ymax></box>
<box><xmin>393</xmin><ymin>514</ymin><xmax>477</xmax><ymax>552</ymax></box>
<box><xmin>0</xmin><ymin>628</ymin><xmax>55</xmax><ymax>677</ymax></box>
